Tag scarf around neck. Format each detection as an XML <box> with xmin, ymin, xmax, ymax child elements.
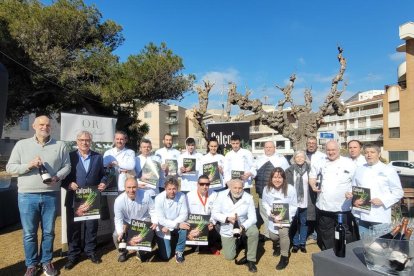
<box><xmin>292</xmin><ymin>162</ymin><xmax>309</xmax><ymax>202</ymax></box>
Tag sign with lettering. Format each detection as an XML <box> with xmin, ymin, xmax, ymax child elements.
<box><xmin>207</xmin><ymin>122</ymin><xmax>250</xmax><ymax>151</ymax></box>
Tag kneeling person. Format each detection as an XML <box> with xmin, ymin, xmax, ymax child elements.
<box><xmin>155</xmin><ymin>177</ymin><xmax>189</xmax><ymax>263</ymax></box>
<box><xmin>212</xmin><ymin>179</ymin><xmax>259</xmax><ymax>273</ymax></box>
<box><xmin>113</xmin><ymin>177</ymin><xmax>157</xmax><ymax>262</ymax></box>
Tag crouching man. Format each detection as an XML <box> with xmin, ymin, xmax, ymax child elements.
<box><xmin>212</xmin><ymin>179</ymin><xmax>259</xmax><ymax>273</ymax></box>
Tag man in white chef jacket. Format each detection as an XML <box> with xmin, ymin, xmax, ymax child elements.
<box><xmin>103</xmin><ymin>131</ymin><xmax>136</xmax><ymax>192</ymax></box>
<box><xmin>347</xmin><ymin>143</ymin><xmax>403</xmax><ymax>235</ymax></box>
<box><xmin>309</xmin><ymin>140</ymin><xmax>358</xmax><ymax>250</ymax></box>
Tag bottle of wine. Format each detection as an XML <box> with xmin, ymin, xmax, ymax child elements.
<box><xmin>39</xmin><ymin>163</ymin><xmax>52</xmax><ymax>184</ymax></box>
<box><xmin>232</xmin><ymin>213</ymin><xmax>241</xmax><ymax>238</ymax></box>
<box><xmin>397</xmin><ymin>218</ymin><xmax>410</xmax><ymax>240</ymax></box>
<box><xmin>379</xmin><ymin>225</ymin><xmax>401</xmax><ymax>239</ymax></box>
<box><xmin>316</xmin><ymin>172</ymin><xmax>323</xmax><ymax>189</ymax></box>
<box><xmin>118</xmin><ymin>232</ymin><xmax>127</xmax><ymax>253</ymax></box>
<box><xmin>334</xmin><ymin>213</ymin><xmax>346</xmax><ymax>258</ymax></box>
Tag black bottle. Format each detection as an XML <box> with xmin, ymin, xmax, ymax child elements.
<box><xmin>334</xmin><ymin>213</ymin><xmax>346</xmax><ymax>257</ymax></box>
<box><xmin>39</xmin><ymin>163</ymin><xmax>52</xmax><ymax>184</ymax></box>
<box><xmin>232</xmin><ymin>213</ymin><xmax>241</xmax><ymax>238</ymax></box>
<box><xmin>118</xmin><ymin>232</ymin><xmax>127</xmax><ymax>253</ymax></box>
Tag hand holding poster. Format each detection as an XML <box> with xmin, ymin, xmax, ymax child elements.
<box><xmin>272</xmin><ymin>203</ymin><xmax>290</xmax><ymax>227</ymax></box>
<box><xmin>186</xmin><ymin>214</ymin><xmax>210</xmax><ymax>246</ymax></box>
<box><xmin>127</xmin><ymin>219</ymin><xmax>155</xmax><ymax>252</ymax></box>
<box><xmin>352</xmin><ymin>186</ymin><xmax>371</xmax><ymax>213</ymax></box>
<box><xmin>231</xmin><ymin>170</ymin><xmax>244</xmax><ymax>180</ymax></box>
<box><xmin>140</xmin><ymin>159</ymin><xmax>161</xmax><ymax>188</ymax></box>
<box><xmin>74</xmin><ymin>186</ymin><xmax>100</xmax><ymax>221</ymax></box>
<box><xmin>165</xmin><ymin>159</ymin><xmax>178</xmax><ymax>176</ymax></box>
<box><xmin>203</xmin><ymin>162</ymin><xmax>221</xmax><ymax>188</ymax></box>
<box><xmin>183</xmin><ymin>158</ymin><xmax>197</xmax><ymax>175</ymax></box>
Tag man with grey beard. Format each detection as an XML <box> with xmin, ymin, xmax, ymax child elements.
<box><xmin>212</xmin><ymin>179</ymin><xmax>259</xmax><ymax>273</ymax></box>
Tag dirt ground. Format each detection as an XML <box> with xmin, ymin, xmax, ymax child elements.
<box><xmin>0</xmin><ymin>215</ymin><xmax>320</xmax><ymax>276</ymax></box>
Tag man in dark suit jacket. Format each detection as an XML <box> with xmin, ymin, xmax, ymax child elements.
<box><xmin>62</xmin><ymin>130</ymin><xmax>108</xmax><ymax>270</ymax></box>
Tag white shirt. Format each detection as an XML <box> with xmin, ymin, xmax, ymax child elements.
<box><xmin>155</xmin><ymin>147</ymin><xmax>181</xmax><ymax>176</ymax></box>
<box><xmin>200</xmin><ymin>153</ymin><xmax>225</xmax><ymax>190</ymax></box>
<box><xmin>307</xmin><ymin>150</ymin><xmax>326</xmax><ymax>165</ymax></box>
<box><xmin>135</xmin><ymin>154</ymin><xmax>162</xmax><ymax>195</ymax></box>
<box><xmin>255</xmin><ymin>153</ymin><xmax>290</xmax><ymax>171</ymax></box>
<box><xmin>262</xmin><ymin>184</ymin><xmax>298</xmax><ymax>234</ymax></box>
<box><xmin>212</xmin><ymin>189</ymin><xmax>257</xmax><ymax>237</ymax></box>
<box><xmin>186</xmin><ymin>190</ymin><xmax>218</xmax><ymax>224</ymax></box>
<box><xmin>349</xmin><ymin>155</ymin><xmax>366</xmax><ymax>167</ymax></box>
<box><xmin>178</xmin><ymin>151</ymin><xmax>203</xmax><ymax>192</ymax></box>
<box><xmin>224</xmin><ymin>148</ymin><xmax>257</xmax><ymax>189</ymax></box>
<box><xmin>154</xmin><ymin>191</ymin><xmax>188</xmax><ymax>236</ymax></box>
<box><xmin>103</xmin><ymin>147</ymin><xmax>136</xmax><ymax>192</ymax></box>
<box><xmin>113</xmin><ymin>190</ymin><xmax>156</xmax><ymax>236</ymax></box>
<box><xmin>310</xmin><ymin>156</ymin><xmax>356</xmax><ymax>212</ymax></box>
<box><xmin>352</xmin><ymin>161</ymin><xmax>403</xmax><ymax>223</ymax></box>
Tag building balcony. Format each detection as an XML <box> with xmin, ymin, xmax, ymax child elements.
<box><xmin>347</xmin><ymin>133</ymin><xmax>383</xmax><ymax>142</ymax></box>
<box><xmin>166</xmin><ymin>117</ymin><xmax>178</xmax><ymax>124</ymax></box>
<box><xmin>323</xmin><ymin>107</ymin><xmax>383</xmax><ymax>122</ymax></box>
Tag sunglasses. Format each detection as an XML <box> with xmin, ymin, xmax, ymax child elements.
<box><xmin>199</xmin><ymin>183</ymin><xmax>210</xmax><ymax>186</ymax></box>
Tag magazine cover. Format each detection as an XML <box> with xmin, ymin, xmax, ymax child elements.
<box><xmin>165</xmin><ymin>159</ymin><xmax>178</xmax><ymax>176</ymax></box>
<box><xmin>126</xmin><ymin>219</ymin><xmax>154</xmax><ymax>252</ymax></box>
<box><xmin>140</xmin><ymin>159</ymin><xmax>161</xmax><ymax>188</ymax></box>
<box><xmin>101</xmin><ymin>166</ymin><xmax>119</xmax><ymax>196</ymax></box>
<box><xmin>74</xmin><ymin>186</ymin><xmax>100</xmax><ymax>221</ymax></box>
<box><xmin>352</xmin><ymin>186</ymin><xmax>371</xmax><ymax>213</ymax></box>
<box><xmin>183</xmin><ymin>158</ymin><xmax>197</xmax><ymax>175</ymax></box>
<box><xmin>186</xmin><ymin>213</ymin><xmax>210</xmax><ymax>246</ymax></box>
<box><xmin>203</xmin><ymin>161</ymin><xmax>221</xmax><ymax>188</ymax></box>
<box><xmin>271</xmin><ymin>203</ymin><xmax>290</xmax><ymax>227</ymax></box>
<box><xmin>231</xmin><ymin>170</ymin><xmax>244</xmax><ymax>180</ymax></box>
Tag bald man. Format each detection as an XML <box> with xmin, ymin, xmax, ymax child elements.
<box><xmin>309</xmin><ymin>140</ymin><xmax>357</xmax><ymax>250</ymax></box>
<box><xmin>7</xmin><ymin>115</ymin><xmax>71</xmax><ymax>276</ymax></box>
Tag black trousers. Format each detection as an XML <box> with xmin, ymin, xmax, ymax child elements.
<box><xmin>66</xmin><ymin>207</ymin><xmax>99</xmax><ymax>260</ymax></box>
<box><xmin>316</xmin><ymin>208</ymin><xmax>358</xmax><ymax>251</ymax></box>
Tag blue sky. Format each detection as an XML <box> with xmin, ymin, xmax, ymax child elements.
<box><xmin>82</xmin><ymin>0</ymin><xmax>413</xmax><ymax>111</ymax></box>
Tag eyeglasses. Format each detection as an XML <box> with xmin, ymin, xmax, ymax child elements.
<box><xmin>199</xmin><ymin>183</ymin><xmax>210</xmax><ymax>186</ymax></box>
<box><xmin>78</xmin><ymin>139</ymin><xmax>91</xmax><ymax>143</ymax></box>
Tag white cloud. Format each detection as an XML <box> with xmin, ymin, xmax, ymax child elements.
<box><xmin>363</xmin><ymin>73</ymin><xmax>382</xmax><ymax>82</ymax></box>
<box><xmin>298</xmin><ymin>57</ymin><xmax>306</xmax><ymax>65</ymax></box>
<box><xmin>389</xmin><ymin>52</ymin><xmax>405</xmax><ymax>62</ymax></box>
<box><xmin>197</xmin><ymin>68</ymin><xmax>242</xmax><ymax>96</ymax></box>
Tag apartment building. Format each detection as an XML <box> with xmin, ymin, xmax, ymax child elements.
<box><xmin>318</xmin><ymin>90</ymin><xmax>384</xmax><ymax>147</ymax></box>
<box><xmin>138</xmin><ymin>103</ymin><xmax>191</xmax><ymax>150</ymax></box>
<box><xmin>383</xmin><ymin>22</ymin><xmax>414</xmax><ymax>161</ymax></box>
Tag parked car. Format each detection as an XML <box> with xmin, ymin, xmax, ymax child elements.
<box><xmin>389</xmin><ymin>160</ymin><xmax>414</xmax><ymax>176</ymax></box>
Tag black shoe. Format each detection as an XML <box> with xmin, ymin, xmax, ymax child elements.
<box><xmin>247</xmin><ymin>261</ymin><xmax>257</xmax><ymax>273</ymax></box>
<box><xmin>300</xmin><ymin>245</ymin><xmax>307</xmax><ymax>253</ymax></box>
<box><xmin>273</xmin><ymin>246</ymin><xmax>281</xmax><ymax>257</ymax></box>
<box><xmin>118</xmin><ymin>253</ymin><xmax>127</xmax><ymax>262</ymax></box>
<box><xmin>276</xmin><ymin>255</ymin><xmax>289</xmax><ymax>270</ymax></box>
<box><xmin>136</xmin><ymin>251</ymin><xmax>150</xmax><ymax>262</ymax></box>
<box><xmin>291</xmin><ymin>245</ymin><xmax>299</xmax><ymax>253</ymax></box>
<box><xmin>89</xmin><ymin>254</ymin><xmax>102</xmax><ymax>264</ymax></box>
<box><xmin>259</xmin><ymin>234</ymin><xmax>270</xmax><ymax>243</ymax></box>
<box><xmin>235</xmin><ymin>256</ymin><xmax>247</xmax><ymax>265</ymax></box>
<box><xmin>64</xmin><ymin>259</ymin><xmax>79</xmax><ymax>270</ymax></box>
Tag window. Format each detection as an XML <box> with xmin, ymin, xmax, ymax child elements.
<box><xmin>389</xmin><ymin>151</ymin><xmax>408</xmax><ymax>161</ymax></box>
<box><xmin>389</xmin><ymin>127</ymin><xmax>400</xmax><ymax>138</ymax></box>
<box><xmin>389</xmin><ymin>101</ymin><xmax>400</xmax><ymax>112</ymax></box>
<box><xmin>276</xmin><ymin>141</ymin><xmax>285</xmax><ymax>149</ymax></box>
<box><xmin>144</xmin><ymin>111</ymin><xmax>151</xmax><ymax>118</ymax></box>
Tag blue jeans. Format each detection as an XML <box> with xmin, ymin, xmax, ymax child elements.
<box><xmin>18</xmin><ymin>192</ymin><xmax>58</xmax><ymax>267</ymax></box>
<box><xmin>356</xmin><ymin>218</ymin><xmax>390</xmax><ymax>238</ymax></box>
<box><xmin>157</xmin><ymin>229</ymin><xmax>187</xmax><ymax>260</ymax></box>
<box><xmin>293</xmin><ymin>208</ymin><xmax>308</xmax><ymax>246</ymax></box>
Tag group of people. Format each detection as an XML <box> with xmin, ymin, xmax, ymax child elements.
<box><xmin>6</xmin><ymin>115</ymin><xmax>404</xmax><ymax>276</ymax></box>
